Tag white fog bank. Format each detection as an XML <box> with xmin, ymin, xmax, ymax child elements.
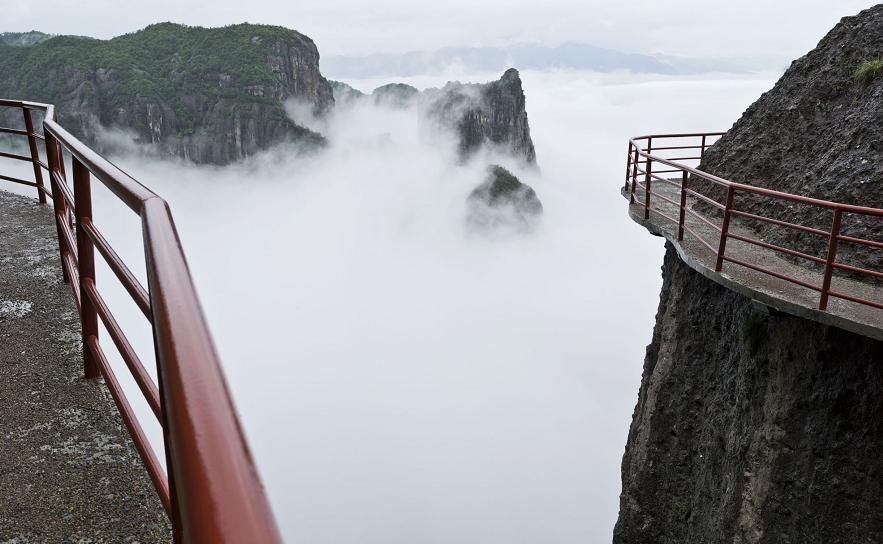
<box><xmin>1</xmin><ymin>69</ymin><xmax>775</xmax><ymax>542</ymax></box>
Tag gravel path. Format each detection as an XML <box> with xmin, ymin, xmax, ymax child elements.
<box><xmin>0</xmin><ymin>190</ymin><xmax>170</xmax><ymax>543</ymax></box>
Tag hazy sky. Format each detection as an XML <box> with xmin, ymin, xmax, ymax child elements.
<box><xmin>4</xmin><ymin>0</ymin><xmax>877</xmax><ymax>57</ymax></box>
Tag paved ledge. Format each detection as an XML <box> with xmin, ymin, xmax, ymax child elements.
<box><xmin>623</xmin><ymin>183</ymin><xmax>883</xmax><ymax>341</ymax></box>
<box><xmin>0</xmin><ymin>190</ymin><xmax>170</xmax><ymax>543</ymax></box>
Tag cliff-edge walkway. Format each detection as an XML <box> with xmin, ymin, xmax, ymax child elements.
<box><xmin>0</xmin><ymin>98</ymin><xmax>281</xmax><ymax>541</ymax></box>
<box><xmin>624</xmin><ymin>133</ymin><xmax>883</xmax><ymax>341</ymax></box>
<box><xmin>0</xmin><ymin>190</ymin><xmax>170</xmax><ymax>542</ymax></box>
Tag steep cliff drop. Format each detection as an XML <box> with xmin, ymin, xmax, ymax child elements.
<box><xmin>0</xmin><ymin>23</ymin><xmax>333</xmax><ymax>164</ymax></box>
<box><xmin>615</xmin><ymin>7</ymin><xmax>883</xmax><ymax>544</ymax></box>
<box><xmin>422</xmin><ymin>68</ymin><xmax>537</xmax><ymax>164</ymax></box>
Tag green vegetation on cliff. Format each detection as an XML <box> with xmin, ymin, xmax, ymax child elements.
<box><xmin>0</xmin><ymin>23</ymin><xmax>333</xmax><ymax>163</ymax></box>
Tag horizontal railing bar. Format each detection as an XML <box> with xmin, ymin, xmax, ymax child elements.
<box><xmin>827</xmin><ymin>289</ymin><xmax>883</xmax><ymax>310</ymax></box>
<box><xmin>0</xmin><ymin>150</ymin><xmax>33</xmax><ymax>162</ymax></box>
<box><xmin>831</xmin><ymin>261</ymin><xmax>883</xmax><ymax>280</ymax></box>
<box><xmin>661</xmin><ymin>156</ymin><xmax>702</xmax><ymax>161</ymax></box>
<box><xmin>38</xmin><ymin>159</ymin><xmax>48</xmax><ymax>169</ymax></box>
<box><xmin>82</xmin><ymin>278</ymin><xmax>161</xmax><ymax>419</ymax></box>
<box><xmin>85</xmin><ymin>335</ymin><xmax>171</xmax><ymax>514</ymax></box>
<box><xmin>722</xmin><ymin>254</ymin><xmax>822</xmax><ymax>292</ymax></box>
<box><xmin>684</xmin><ymin>206</ymin><xmax>723</xmax><ymax>232</ymax></box>
<box><xmin>646</xmin><ymin>172</ymin><xmax>680</xmax><ymax>185</ymax></box>
<box><xmin>0</xmin><ymin>126</ymin><xmax>27</xmax><ymax>136</ymax></box>
<box><xmin>837</xmin><ymin>233</ymin><xmax>883</xmax><ymax>250</ymax></box>
<box><xmin>727</xmin><ymin>232</ymin><xmax>826</xmax><ymax>264</ymax></box>
<box><xmin>82</xmin><ymin>220</ymin><xmax>152</xmax><ymax>321</ymax></box>
<box><xmin>633</xmin><ymin>132</ymin><xmax>727</xmax><ymax>139</ymax></box>
<box><xmin>52</xmin><ymin>171</ymin><xmax>76</xmax><ymax>209</ymax></box>
<box><xmin>56</xmin><ymin>215</ymin><xmax>79</xmax><ymax>265</ymax></box>
<box><xmin>685</xmin><ymin>188</ymin><xmax>725</xmax><ymax>210</ymax></box>
<box><xmin>61</xmin><ymin>252</ymin><xmax>81</xmax><ymax>312</ymax></box>
<box><xmin>682</xmin><ymin>224</ymin><xmax>717</xmax><ymax>253</ymax></box>
<box><xmin>649</xmin><ymin>168</ymin><xmax>686</xmax><ymax>174</ymax></box>
<box><xmin>0</xmin><ymin>173</ymin><xmax>37</xmax><ymax>187</ymax></box>
<box><xmin>143</xmin><ymin>198</ymin><xmax>283</xmax><ymax>542</ymax></box>
<box><xmin>632</xmin><ymin>140</ymin><xmax>883</xmax><ymax>216</ymax></box>
<box><xmin>651</xmin><ymin>144</ymin><xmax>707</xmax><ymax>151</ymax></box>
<box><xmin>44</xmin><ymin>120</ymin><xmax>156</xmax><ymax>213</ymax></box>
<box><xmin>649</xmin><ymin>207</ymin><xmax>679</xmax><ymax>225</ymax></box>
<box><xmin>729</xmin><ymin>208</ymin><xmax>829</xmax><ymax>237</ymax></box>
<box><xmin>648</xmin><ymin>189</ymin><xmax>681</xmax><ymax>209</ymax></box>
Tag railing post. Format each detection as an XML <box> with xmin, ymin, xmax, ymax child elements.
<box><xmin>22</xmin><ymin>106</ymin><xmax>46</xmax><ymax>204</ymax></box>
<box><xmin>700</xmin><ymin>134</ymin><xmax>707</xmax><ymax>161</ymax></box>
<box><xmin>819</xmin><ymin>208</ymin><xmax>843</xmax><ymax>311</ymax></box>
<box><xmin>715</xmin><ymin>187</ymin><xmax>735</xmax><ymax>272</ymax></box>
<box><xmin>625</xmin><ymin>142</ymin><xmax>633</xmax><ymax>193</ymax></box>
<box><xmin>73</xmin><ymin>157</ymin><xmax>100</xmax><ymax>379</ymax></box>
<box><xmin>45</xmin><ymin>132</ymin><xmax>71</xmax><ymax>284</ymax></box>
<box><xmin>643</xmin><ymin>137</ymin><xmax>653</xmax><ymax>220</ymax></box>
<box><xmin>630</xmin><ymin>144</ymin><xmax>640</xmax><ymax>203</ymax></box>
<box><xmin>678</xmin><ymin>170</ymin><xmax>688</xmax><ymax>241</ymax></box>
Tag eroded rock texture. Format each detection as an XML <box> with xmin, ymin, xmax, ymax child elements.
<box><xmin>422</xmin><ymin>68</ymin><xmax>536</xmax><ymax>164</ymax></box>
<box><xmin>614</xmin><ymin>244</ymin><xmax>883</xmax><ymax>544</ymax></box>
<box><xmin>698</xmin><ymin>5</ymin><xmax>883</xmax><ymax>272</ymax></box>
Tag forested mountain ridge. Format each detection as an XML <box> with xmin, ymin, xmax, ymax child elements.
<box><xmin>0</xmin><ymin>23</ymin><xmax>333</xmax><ymax>163</ymax></box>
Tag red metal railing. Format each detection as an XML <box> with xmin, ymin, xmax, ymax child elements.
<box><xmin>625</xmin><ymin>132</ymin><xmax>883</xmax><ymax>312</ymax></box>
<box><xmin>0</xmin><ymin>99</ymin><xmax>281</xmax><ymax>543</ymax></box>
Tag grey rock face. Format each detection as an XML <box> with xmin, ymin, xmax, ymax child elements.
<box><xmin>466</xmin><ymin>164</ymin><xmax>542</xmax><ymax>231</ymax></box>
<box><xmin>697</xmin><ymin>5</ymin><xmax>883</xmax><ymax>273</ymax></box>
<box><xmin>614</xmin><ymin>243</ymin><xmax>883</xmax><ymax>544</ymax></box>
<box><xmin>0</xmin><ymin>24</ymin><xmax>334</xmax><ymax>165</ymax></box>
<box><xmin>616</xmin><ymin>7</ymin><xmax>883</xmax><ymax>542</ymax></box>
<box><xmin>422</xmin><ymin>68</ymin><xmax>536</xmax><ymax>164</ymax></box>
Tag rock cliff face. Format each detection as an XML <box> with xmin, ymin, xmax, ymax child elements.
<box><xmin>614</xmin><ymin>245</ymin><xmax>882</xmax><ymax>544</ymax></box>
<box><xmin>422</xmin><ymin>68</ymin><xmax>536</xmax><ymax>164</ymax></box>
<box><xmin>698</xmin><ymin>5</ymin><xmax>883</xmax><ymax>272</ymax></box>
<box><xmin>0</xmin><ymin>23</ymin><xmax>333</xmax><ymax>164</ymax></box>
<box><xmin>615</xmin><ymin>7</ymin><xmax>883</xmax><ymax>543</ymax></box>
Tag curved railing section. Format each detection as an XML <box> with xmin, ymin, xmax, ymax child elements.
<box><xmin>0</xmin><ymin>99</ymin><xmax>281</xmax><ymax>543</ymax></box>
<box><xmin>625</xmin><ymin>132</ymin><xmax>883</xmax><ymax>313</ymax></box>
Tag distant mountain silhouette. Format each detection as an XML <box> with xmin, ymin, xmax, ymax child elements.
<box><xmin>323</xmin><ymin>43</ymin><xmax>785</xmax><ymax>79</ymax></box>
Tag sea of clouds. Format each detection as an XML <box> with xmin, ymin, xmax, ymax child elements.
<box><xmin>1</xmin><ymin>68</ymin><xmax>775</xmax><ymax>542</ymax></box>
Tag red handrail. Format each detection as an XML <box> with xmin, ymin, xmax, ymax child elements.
<box><xmin>0</xmin><ymin>99</ymin><xmax>281</xmax><ymax>542</ymax></box>
<box><xmin>624</xmin><ymin>133</ymin><xmax>883</xmax><ymax>313</ymax></box>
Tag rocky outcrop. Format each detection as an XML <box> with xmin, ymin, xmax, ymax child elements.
<box><xmin>615</xmin><ymin>7</ymin><xmax>883</xmax><ymax>543</ymax></box>
<box><xmin>466</xmin><ymin>164</ymin><xmax>542</xmax><ymax>231</ymax></box>
<box><xmin>422</xmin><ymin>69</ymin><xmax>536</xmax><ymax>164</ymax></box>
<box><xmin>0</xmin><ymin>23</ymin><xmax>334</xmax><ymax>164</ymax></box>
<box><xmin>698</xmin><ymin>5</ymin><xmax>883</xmax><ymax>272</ymax></box>
<box><xmin>614</xmin><ymin>244</ymin><xmax>883</xmax><ymax>544</ymax></box>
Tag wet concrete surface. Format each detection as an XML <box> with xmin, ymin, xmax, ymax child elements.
<box><xmin>624</xmin><ymin>181</ymin><xmax>883</xmax><ymax>340</ymax></box>
<box><xmin>0</xmin><ymin>190</ymin><xmax>170</xmax><ymax>543</ymax></box>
